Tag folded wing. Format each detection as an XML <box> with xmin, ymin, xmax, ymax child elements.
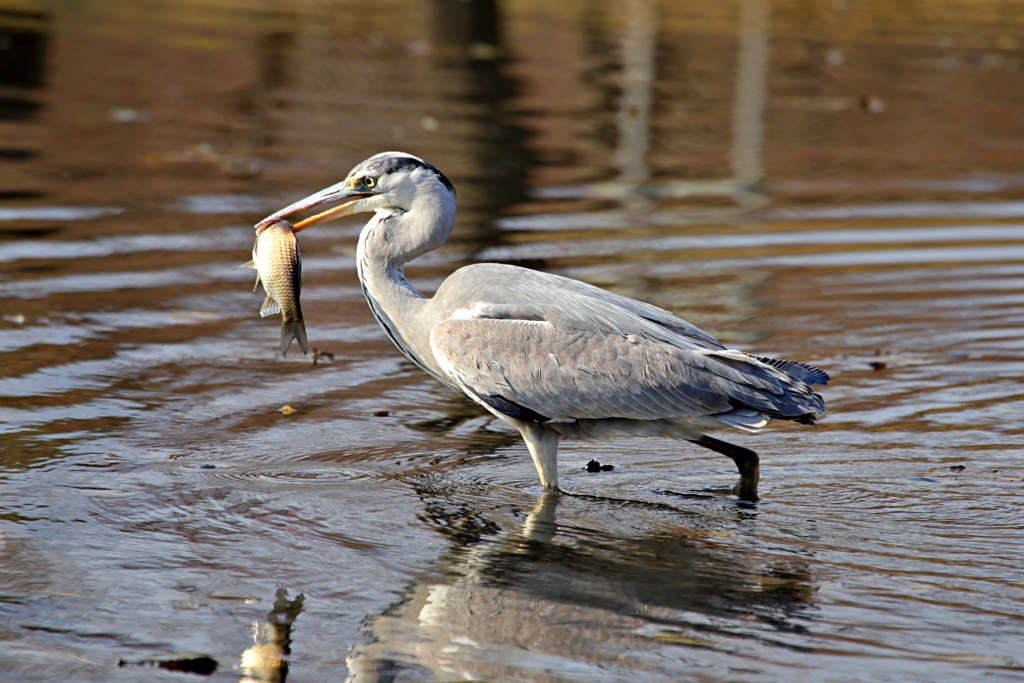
<box><xmin>429</xmin><ymin>312</ymin><xmax>826</xmax><ymax>430</ymax></box>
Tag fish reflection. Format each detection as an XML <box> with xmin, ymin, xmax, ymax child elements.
<box><xmin>239</xmin><ymin>589</ymin><xmax>304</xmax><ymax>683</ymax></box>
<box><xmin>346</xmin><ymin>493</ymin><xmax>815</xmax><ymax>682</ymax></box>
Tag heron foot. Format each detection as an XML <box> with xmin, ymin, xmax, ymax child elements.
<box><xmin>731</xmin><ymin>470</ymin><xmax>760</xmax><ymax>503</ymax></box>
<box><xmin>690</xmin><ymin>435</ymin><xmax>760</xmax><ymax>502</ymax></box>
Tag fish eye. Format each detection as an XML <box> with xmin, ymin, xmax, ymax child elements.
<box><xmin>362</xmin><ymin>176</ymin><xmax>376</xmax><ymax>188</ymax></box>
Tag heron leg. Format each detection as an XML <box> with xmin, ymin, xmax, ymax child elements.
<box><xmin>520</xmin><ymin>424</ymin><xmax>560</xmax><ymax>491</ymax></box>
<box><xmin>691</xmin><ymin>435</ymin><xmax>760</xmax><ymax>502</ymax></box>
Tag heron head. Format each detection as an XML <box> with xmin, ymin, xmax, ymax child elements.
<box><xmin>255</xmin><ymin>152</ymin><xmax>456</xmax><ymax>233</ymax></box>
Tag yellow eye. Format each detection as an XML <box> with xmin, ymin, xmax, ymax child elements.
<box><xmin>363</xmin><ymin>176</ymin><xmax>376</xmax><ymax>188</ymax></box>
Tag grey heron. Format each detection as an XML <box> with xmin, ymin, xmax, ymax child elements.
<box><xmin>257</xmin><ymin>152</ymin><xmax>828</xmax><ymax>501</ymax></box>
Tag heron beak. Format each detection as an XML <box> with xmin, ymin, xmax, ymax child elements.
<box><xmin>255</xmin><ymin>182</ymin><xmax>375</xmax><ymax>233</ymax></box>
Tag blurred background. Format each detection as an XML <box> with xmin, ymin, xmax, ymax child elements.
<box><xmin>1</xmin><ymin>1</ymin><xmax>1023</xmax><ymax>681</ymax></box>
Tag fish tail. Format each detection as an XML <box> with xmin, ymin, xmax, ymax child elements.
<box><xmin>295</xmin><ymin>319</ymin><xmax>309</xmax><ymax>354</ymax></box>
<box><xmin>281</xmin><ymin>318</ymin><xmax>309</xmax><ymax>356</ymax></box>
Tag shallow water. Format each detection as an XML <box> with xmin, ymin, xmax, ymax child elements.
<box><xmin>2</xmin><ymin>1</ymin><xmax>1024</xmax><ymax>681</ymax></box>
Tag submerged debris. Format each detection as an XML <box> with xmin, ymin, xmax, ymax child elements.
<box><xmin>117</xmin><ymin>654</ymin><xmax>218</xmax><ymax>676</ymax></box>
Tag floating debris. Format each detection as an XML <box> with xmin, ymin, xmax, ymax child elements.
<box><xmin>109</xmin><ymin>107</ymin><xmax>151</xmax><ymax>123</ymax></box>
<box><xmin>311</xmin><ymin>347</ymin><xmax>335</xmax><ymax>366</ymax></box>
<box><xmin>860</xmin><ymin>94</ymin><xmax>886</xmax><ymax>113</ymax></box>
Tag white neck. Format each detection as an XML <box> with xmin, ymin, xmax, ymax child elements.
<box><xmin>355</xmin><ymin>211</ymin><xmax>448</xmax><ymax>383</ymax></box>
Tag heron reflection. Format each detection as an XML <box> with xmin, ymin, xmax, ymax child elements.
<box><xmin>345</xmin><ymin>491</ymin><xmax>816</xmax><ymax>681</ymax></box>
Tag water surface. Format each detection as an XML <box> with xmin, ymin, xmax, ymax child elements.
<box><xmin>2</xmin><ymin>1</ymin><xmax>1024</xmax><ymax>681</ymax></box>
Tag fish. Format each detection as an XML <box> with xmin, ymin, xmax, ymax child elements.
<box><xmin>240</xmin><ymin>218</ymin><xmax>308</xmax><ymax>356</ymax></box>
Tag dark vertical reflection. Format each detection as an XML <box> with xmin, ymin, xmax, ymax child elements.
<box><xmin>0</xmin><ymin>11</ymin><xmax>47</xmax><ymax>88</ymax></box>
<box><xmin>258</xmin><ymin>31</ymin><xmax>295</xmax><ymax>90</ymax></box>
<box><xmin>236</xmin><ymin>19</ymin><xmax>299</xmax><ymax>172</ymax></box>
<box><xmin>427</xmin><ymin>0</ymin><xmax>534</xmax><ymax>257</ymax></box>
<box><xmin>0</xmin><ymin>9</ymin><xmax>48</xmax><ymax>200</ymax></box>
<box><xmin>578</xmin><ymin>3</ymin><xmax>620</xmax><ymax>180</ymax></box>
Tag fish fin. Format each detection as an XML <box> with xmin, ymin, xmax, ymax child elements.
<box><xmin>236</xmin><ymin>260</ymin><xmax>261</xmax><ymax>290</ymax></box>
<box><xmin>280</xmin><ymin>319</ymin><xmax>308</xmax><ymax>356</ymax></box>
<box><xmin>260</xmin><ymin>295</ymin><xmax>281</xmax><ymax>318</ymax></box>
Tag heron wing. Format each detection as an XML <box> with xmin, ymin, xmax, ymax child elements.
<box><xmin>429</xmin><ymin>316</ymin><xmax>825</xmax><ymax>426</ymax></box>
<box><xmin>434</xmin><ymin>263</ymin><xmax>727</xmax><ymax>351</ymax></box>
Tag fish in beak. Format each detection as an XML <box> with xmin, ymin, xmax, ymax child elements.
<box><xmin>240</xmin><ymin>219</ymin><xmax>307</xmax><ymax>356</ymax></box>
<box><xmin>243</xmin><ymin>179</ymin><xmax>376</xmax><ymax>355</ymax></box>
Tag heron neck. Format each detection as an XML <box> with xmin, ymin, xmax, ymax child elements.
<box><xmin>356</xmin><ymin>224</ymin><xmax>446</xmax><ymax>382</ymax></box>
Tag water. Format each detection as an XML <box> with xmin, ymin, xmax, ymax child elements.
<box><xmin>2</xmin><ymin>1</ymin><xmax>1024</xmax><ymax>681</ymax></box>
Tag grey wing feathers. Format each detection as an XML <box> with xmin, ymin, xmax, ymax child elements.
<box><xmin>429</xmin><ymin>318</ymin><xmax>826</xmax><ymax>427</ymax></box>
<box><xmin>754</xmin><ymin>356</ymin><xmax>830</xmax><ymax>386</ymax></box>
<box><xmin>439</xmin><ymin>263</ymin><xmax>725</xmax><ymax>351</ymax></box>
<box><xmin>430</xmin><ymin>264</ymin><xmax>826</xmax><ymax>428</ymax></box>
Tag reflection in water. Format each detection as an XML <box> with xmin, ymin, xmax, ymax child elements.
<box><xmin>730</xmin><ymin>0</ymin><xmax>768</xmax><ymax>200</ymax></box>
<box><xmin>347</xmin><ymin>493</ymin><xmax>814</xmax><ymax>682</ymax></box>
<box><xmin>426</xmin><ymin>0</ymin><xmax>535</xmax><ymax>255</ymax></box>
<box><xmin>240</xmin><ymin>589</ymin><xmax>304</xmax><ymax>683</ymax></box>
<box><xmin>0</xmin><ymin>7</ymin><xmax>48</xmax><ymax>202</ymax></box>
<box><xmin>614</xmin><ymin>0</ymin><xmax>655</xmax><ymax>195</ymax></box>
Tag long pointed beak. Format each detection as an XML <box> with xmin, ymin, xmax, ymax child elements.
<box><xmin>255</xmin><ymin>182</ymin><xmax>375</xmax><ymax>233</ymax></box>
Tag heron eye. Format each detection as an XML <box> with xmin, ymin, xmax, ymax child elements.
<box><xmin>362</xmin><ymin>176</ymin><xmax>376</xmax><ymax>188</ymax></box>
